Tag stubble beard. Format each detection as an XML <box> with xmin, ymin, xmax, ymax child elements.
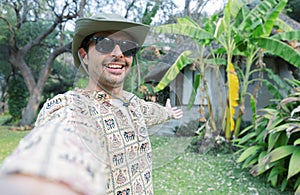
<box><xmin>99</xmin><ymin>66</ymin><xmax>131</xmax><ymax>89</ymax></box>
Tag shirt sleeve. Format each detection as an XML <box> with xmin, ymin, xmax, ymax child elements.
<box><xmin>138</xmin><ymin>98</ymin><xmax>173</xmax><ymax>127</ymax></box>
<box><xmin>0</xmin><ymin>92</ymin><xmax>106</xmax><ymax>195</ymax></box>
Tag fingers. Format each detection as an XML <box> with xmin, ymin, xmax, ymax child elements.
<box><xmin>171</xmin><ymin>107</ymin><xmax>183</xmax><ymax>119</ymax></box>
<box><xmin>165</xmin><ymin>98</ymin><xmax>183</xmax><ymax>119</ymax></box>
<box><xmin>165</xmin><ymin>98</ymin><xmax>171</xmax><ymax>109</ymax></box>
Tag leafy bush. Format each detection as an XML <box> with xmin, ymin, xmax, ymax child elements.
<box><xmin>7</xmin><ymin>75</ymin><xmax>28</xmax><ymax>122</ymax></box>
<box><xmin>236</xmin><ymin>79</ymin><xmax>300</xmax><ymax>194</ymax></box>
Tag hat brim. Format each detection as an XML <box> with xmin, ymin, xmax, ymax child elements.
<box><xmin>72</xmin><ymin>18</ymin><xmax>150</xmax><ymax>72</ymax></box>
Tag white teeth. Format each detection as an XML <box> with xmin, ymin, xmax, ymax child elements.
<box><xmin>107</xmin><ymin>64</ymin><xmax>123</xmax><ymax>69</ymax></box>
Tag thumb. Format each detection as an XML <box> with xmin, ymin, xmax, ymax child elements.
<box><xmin>165</xmin><ymin>98</ymin><xmax>171</xmax><ymax>109</ymax></box>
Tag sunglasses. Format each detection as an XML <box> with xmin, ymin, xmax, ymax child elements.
<box><xmin>89</xmin><ymin>36</ymin><xmax>139</xmax><ymax>57</ymax></box>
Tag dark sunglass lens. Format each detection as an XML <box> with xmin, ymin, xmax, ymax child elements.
<box><xmin>121</xmin><ymin>41</ymin><xmax>139</xmax><ymax>56</ymax></box>
<box><xmin>123</xmin><ymin>48</ymin><xmax>138</xmax><ymax>57</ymax></box>
<box><xmin>95</xmin><ymin>37</ymin><xmax>115</xmax><ymax>53</ymax></box>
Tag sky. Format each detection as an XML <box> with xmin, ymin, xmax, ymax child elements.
<box><xmin>173</xmin><ymin>0</ymin><xmax>226</xmax><ymax>15</ymax></box>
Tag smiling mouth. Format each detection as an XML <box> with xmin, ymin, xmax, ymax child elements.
<box><xmin>104</xmin><ymin>64</ymin><xmax>125</xmax><ymax>69</ymax></box>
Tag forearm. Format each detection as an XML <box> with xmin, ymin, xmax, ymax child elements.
<box><xmin>0</xmin><ymin>174</ymin><xmax>80</xmax><ymax>195</ymax></box>
<box><xmin>141</xmin><ymin>100</ymin><xmax>173</xmax><ymax>127</ymax></box>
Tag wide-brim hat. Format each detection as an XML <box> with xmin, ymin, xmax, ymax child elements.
<box><xmin>72</xmin><ymin>13</ymin><xmax>150</xmax><ymax>71</ymax></box>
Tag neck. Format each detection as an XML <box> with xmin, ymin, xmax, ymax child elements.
<box><xmin>85</xmin><ymin>81</ymin><xmax>123</xmax><ymax>98</ymax></box>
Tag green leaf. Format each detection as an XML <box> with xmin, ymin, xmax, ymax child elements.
<box><xmin>266</xmin><ymin>115</ymin><xmax>284</xmax><ymax>132</ymax></box>
<box><xmin>294</xmin><ymin>177</ymin><xmax>300</xmax><ymax>191</ymax></box>
<box><xmin>250</xmin><ymin>163</ymin><xmax>269</xmax><ymax>176</ymax></box>
<box><xmin>275</xmin><ymin>18</ymin><xmax>293</xmax><ymax>32</ymax></box>
<box><xmin>294</xmin><ymin>139</ymin><xmax>300</xmax><ymax>146</ymax></box>
<box><xmin>154</xmin><ymin>51</ymin><xmax>193</xmax><ymax>92</ymax></box>
<box><xmin>258</xmin><ymin>151</ymin><xmax>267</xmax><ymax>164</ymax></box>
<box><xmin>236</xmin><ymin>131</ymin><xmax>256</xmax><ymax>145</ymax></box>
<box><xmin>239</xmin><ymin>124</ymin><xmax>254</xmax><ymax>135</ymax></box>
<box><xmin>154</xmin><ymin>24</ymin><xmax>214</xmax><ymax>41</ymax></box>
<box><xmin>242</xmin><ymin>156</ymin><xmax>259</xmax><ymax>169</ymax></box>
<box><xmin>229</xmin><ymin>0</ymin><xmax>244</xmax><ymax>18</ymax></box>
<box><xmin>268</xmin><ymin>123</ymin><xmax>291</xmax><ymax>134</ymax></box>
<box><xmin>262</xmin><ymin>79</ymin><xmax>283</xmax><ymax>100</ymax></box>
<box><xmin>268</xmin><ymin>132</ymin><xmax>280</xmax><ymax>151</ymax></box>
<box><xmin>287</xmin><ymin>148</ymin><xmax>300</xmax><ymax>179</ymax></box>
<box><xmin>268</xmin><ymin>167</ymin><xmax>279</xmax><ymax>187</ymax></box>
<box><xmin>281</xmin><ymin>178</ymin><xmax>288</xmax><ymax>192</ymax></box>
<box><xmin>237</xmin><ymin>145</ymin><xmax>261</xmax><ymax>163</ymax></box>
<box><xmin>249</xmin><ymin>95</ymin><xmax>257</xmax><ymax>124</ymax></box>
<box><xmin>187</xmin><ymin>74</ymin><xmax>201</xmax><ymax>110</ymax></box>
<box><xmin>272</xmin><ymin>30</ymin><xmax>300</xmax><ymax>41</ymax></box>
<box><xmin>262</xmin><ymin>0</ymin><xmax>287</xmax><ymax>36</ymax></box>
<box><xmin>239</xmin><ymin>0</ymin><xmax>283</xmax><ymax>32</ymax></box>
<box><xmin>255</xmin><ymin>37</ymin><xmax>300</xmax><ymax>69</ymax></box>
<box><xmin>263</xmin><ymin>145</ymin><xmax>295</xmax><ymax>164</ymax></box>
<box><xmin>177</xmin><ymin>17</ymin><xmax>199</xmax><ymax>27</ymax></box>
<box><xmin>295</xmin><ymin>182</ymin><xmax>300</xmax><ymax>195</ymax></box>
<box><xmin>203</xmin><ymin>58</ymin><xmax>226</xmax><ymax>66</ymax></box>
<box><xmin>291</xmin><ymin>106</ymin><xmax>300</xmax><ymax>117</ymax></box>
<box><xmin>264</xmin><ymin>68</ymin><xmax>287</xmax><ymax>89</ymax></box>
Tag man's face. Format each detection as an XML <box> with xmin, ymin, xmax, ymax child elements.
<box><xmin>80</xmin><ymin>31</ymin><xmax>136</xmax><ymax>90</ymax></box>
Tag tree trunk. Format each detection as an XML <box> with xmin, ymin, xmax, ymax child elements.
<box><xmin>184</xmin><ymin>0</ymin><xmax>191</xmax><ymax>16</ymax></box>
<box><xmin>20</xmin><ymin>87</ymin><xmax>42</xmax><ymax>126</ymax></box>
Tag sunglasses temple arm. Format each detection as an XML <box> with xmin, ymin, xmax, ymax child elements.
<box><xmin>134</xmin><ymin>56</ymin><xmax>141</xmax><ymax>87</ymax></box>
<box><xmin>77</xmin><ymin>51</ymin><xmax>90</xmax><ymax>76</ymax></box>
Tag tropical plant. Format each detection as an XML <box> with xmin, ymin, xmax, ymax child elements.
<box><xmin>154</xmin><ymin>0</ymin><xmax>300</xmax><ymax>140</ymax></box>
<box><xmin>236</xmin><ymin>78</ymin><xmax>300</xmax><ymax>194</ymax></box>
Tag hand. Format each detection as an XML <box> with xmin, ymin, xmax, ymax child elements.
<box><xmin>165</xmin><ymin>98</ymin><xmax>183</xmax><ymax>119</ymax></box>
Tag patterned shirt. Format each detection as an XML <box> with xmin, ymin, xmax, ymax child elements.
<box><xmin>0</xmin><ymin>88</ymin><xmax>172</xmax><ymax>195</ymax></box>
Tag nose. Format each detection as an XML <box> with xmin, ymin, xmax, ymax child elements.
<box><xmin>111</xmin><ymin>45</ymin><xmax>124</xmax><ymax>58</ymax></box>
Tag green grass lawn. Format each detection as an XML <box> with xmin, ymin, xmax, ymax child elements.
<box><xmin>150</xmin><ymin>135</ymin><xmax>293</xmax><ymax>195</ymax></box>
<box><xmin>0</xmin><ymin>126</ymin><xmax>293</xmax><ymax>195</ymax></box>
<box><xmin>0</xmin><ymin>126</ymin><xmax>28</xmax><ymax>163</ymax></box>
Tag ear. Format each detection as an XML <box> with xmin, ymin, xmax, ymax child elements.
<box><xmin>79</xmin><ymin>48</ymin><xmax>89</xmax><ymax>66</ymax></box>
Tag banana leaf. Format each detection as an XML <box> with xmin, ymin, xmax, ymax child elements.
<box><xmin>239</xmin><ymin>0</ymin><xmax>286</xmax><ymax>33</ymax></box>
<box><xmin>154</xmin><ymin>51</ymin><xmax>193</xmax><ymax>92</ymax></box>
<box><xmin>255</xmin><ymin>37</ymin><xmax>300</xmax><ymax>69</ymax></box>
<box><xmin>187</xmin><ymin>74</ymin><xmax>201</xmax><ymax>110</ymax></box>
<box><xmin>262</xmin><ymin>0</ymin><xmax>287</xmax><ymax>36</ymax></box>
<box><xmin>154</xmin><ymin>24</ymin><xmax>213</xmax><ymax>42</ymax></box>
<box><xmin>272</xmin><ymin>30</ymin><xmax>300</xmax><ymax>41</ymax></box>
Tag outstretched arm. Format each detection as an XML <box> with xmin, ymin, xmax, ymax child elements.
<box><xmin>0</xmin><ymin>174</ymin><xmax>80</xmax><ymax>195</ymax></box>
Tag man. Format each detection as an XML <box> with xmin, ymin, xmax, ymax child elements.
<box><xmin>0</xmin><ymin>13</ymin><xmax>183</xmax><ymax>195</ymax></box>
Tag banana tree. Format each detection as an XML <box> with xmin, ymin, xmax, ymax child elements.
<box><xmin>154</xmin><ymin>0</ymin><xmax>300</xmax><ymax>140</ymax></box>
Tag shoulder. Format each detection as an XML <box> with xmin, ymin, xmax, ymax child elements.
<box><xmin>42</xmin><ymin>90</ymin><xmax>84</xmax><ymax>114</ymax></box>
<box><xmin>36</xmin><ymin>89</ymin><xmax>91</xmax><ymax>124</ymax></box>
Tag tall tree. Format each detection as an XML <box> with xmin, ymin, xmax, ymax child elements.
<box><xmin>0</xmin><ymin>0</ymin><xmax>86</xmax><ymax>126</ymax></box>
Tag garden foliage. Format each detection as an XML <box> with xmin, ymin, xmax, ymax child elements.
<box><xmin>7</xmin><ymin>76</ymin><xmax>28</xmax><ymax>122</ymax></box>
<box><xmin>236</xmin><ymin>79</ymin><xmax>300</xmax><ymax>194</ymax></box>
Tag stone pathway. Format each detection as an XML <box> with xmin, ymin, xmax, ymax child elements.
<box><xmin>149</xmin><ymin>106</ymin><xmax>200</xmax><ymax>136</ymax></box>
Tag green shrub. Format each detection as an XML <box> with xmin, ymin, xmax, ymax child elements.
<box><xmin>235</xmin><ymin>79</ymin><xmax>300</xmax><ymax>194</ymax></box>
<box><xmin>7</xmin><ymin>75</ymin><xmax>28</xmax><ymax>122</ymax></box>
